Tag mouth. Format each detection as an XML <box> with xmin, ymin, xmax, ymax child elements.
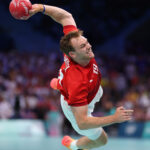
<box><xmin>86</xmin><ymin>48</ymin><xmax>94</xmax><ymax>58</ymax></box>
<box><xmin>86</xmin><ymin>48</ymin><xmax>93</xmax><ymax>55</ymax></box>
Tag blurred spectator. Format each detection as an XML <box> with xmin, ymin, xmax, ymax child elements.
<box><xmin>0</xmin><ymin>94</ymin><xmax>14</xmax><ymax>119</ymax></box>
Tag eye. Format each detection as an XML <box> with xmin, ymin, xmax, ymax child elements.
<box><xmin>80</xmin><ymin>44</ymin><xmax>86</xmax><ymax>48</ymax></box>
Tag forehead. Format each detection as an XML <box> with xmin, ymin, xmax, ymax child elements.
<box><xmin>70</xmin><ymin>36</ymin><xmax>87</xmax><ymax>48</ymax></box>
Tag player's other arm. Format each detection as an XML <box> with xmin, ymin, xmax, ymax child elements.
<box><xmin>28</xmin><ymin>4</ymin><xmax>76</xmax><ymax>27</ymax></box>
<box><xmin>71</xmin><ymin>105</ymin><xmax>133</xmax><ymax>130</ymax></box>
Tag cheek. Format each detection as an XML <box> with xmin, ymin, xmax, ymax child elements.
<box><xmin>77</xmin><ymin>48</ymin><xmax>85</xmax><ymax>54</ymax></box>
<box><xmin>82</xmin><ymin>48</ymin><xmax>87</xmax><ymax>53</ymax></box>
<box><xmin>82</xmin><ymin>50</ymin><xmax>87</xmax><ymax>55</ymax></box>
<box><xmin>77</xmin><ymin>48</ymin><xmax>87</xmax><ymax>56</ymax></box>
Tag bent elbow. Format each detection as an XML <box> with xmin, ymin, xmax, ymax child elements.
<box><xmin>65</xmin><ymin>13</ymin><xmax>74</xmax><ymax>21</ymax></box>
<box><xmin>59</xmin><ymin>13</ymin><xmax>74</xmax><ymax>26</ymax></box>
<box><xmin>78</xmin><ymin>125</ymin><xmax>86</xmax><ymax>130</ymax></box>
<box><xmin>66</xmin><ymin>13</ymin><xmax>73</xmax><ymax>18</ymax></box>
<box><xmin>77</xmin><ymin>122</ymin><xmax>87</xmax><ymax>130</ymax></box>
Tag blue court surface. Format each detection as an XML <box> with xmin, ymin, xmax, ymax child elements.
<box><xmin>0</xmin><ymin>137</ymin><xmax>149</xmax><ymax>150</ymax></box>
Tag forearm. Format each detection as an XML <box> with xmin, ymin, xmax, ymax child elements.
<box><xmin>79</xmin><ymin>115</ymin><xmax>116</xmax><ymax>130</ymax></box>
<box><xmin>36</xmin><ymin>4</ymin><xmax>76</xmax><ymax>26</ymax></box>
<box><xmin>72</xmin><ymin>105</ymin><xmax>133</xmax><ymax>130</ymax></box>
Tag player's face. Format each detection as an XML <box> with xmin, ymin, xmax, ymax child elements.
<box><xmin>70</xmin><ymin>36</ymin><xmax>94</xmax><ymax>60</ymax></box>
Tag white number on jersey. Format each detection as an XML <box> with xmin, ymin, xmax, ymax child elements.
<box><xmin>93</xmin><ymin>64</ymin><xmax>98</xmax><ymax>74</ymax></box>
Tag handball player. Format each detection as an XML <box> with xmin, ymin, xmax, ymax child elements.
<box><xmin>25</xmin><ymin>4</ymin><xmax>134</xmax><ymax>150</ymax></box>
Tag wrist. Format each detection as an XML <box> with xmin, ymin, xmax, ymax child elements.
<box><xmin>38</xmin><ymin>4</ymin><xmax>45</xmax><ymax>13</ymax></box>
<box><xmin>111</xmin><ymin>114</ymin><xmax>117</xmax><ymax>123</ymax></box>
<box><xmin>42</xmin><ymin>5</ymin><xmax>46</xmax><ymax>13</ymax></box>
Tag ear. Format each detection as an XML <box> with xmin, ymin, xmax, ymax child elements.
<box><xmin>69</xmin><ymin>51</ymin><xmax>76</xmax><ymax>58</ymax></box>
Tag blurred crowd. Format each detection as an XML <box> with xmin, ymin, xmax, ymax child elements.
<box><xmin>0</xmin><ymin>51</ymin><xmax>61</xmax><ymax>120</ymax></box>
<box><xmin>0</xmin><ymin>51</ymin><xmax>150</xmax><ymax>136</ymax></box>
<box><xmin>95</xmin><ymin>53</ymin><xmax>150</xmax><ymax>122</ymax></box>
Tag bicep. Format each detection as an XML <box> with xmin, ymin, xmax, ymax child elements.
<box><xmin>71</xmin><ymin>105</ymin><xmax>88</xmax><ymax>125</ymax></box>
<box><xmin>61</xmin><ymin>14</ymin><xmax>77</xmax><ymax>27</ymax></box>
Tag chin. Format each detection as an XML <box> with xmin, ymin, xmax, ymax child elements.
<box><xmin>90</xmin><ymin>53</ymin><xmax>95</xmax><ymax>58</ymax></box>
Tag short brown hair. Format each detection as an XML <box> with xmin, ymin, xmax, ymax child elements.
<box><xmin>60</xmin><ymin>30</ymin><xmax>83</xmax><ymax>56</ymax></box>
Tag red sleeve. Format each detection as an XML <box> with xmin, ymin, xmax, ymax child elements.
<box><xmin>63</xmin><ymin>25</ymin><xmax>78</xmax><ymax>35</ymax></box>
<box><xmin>66</xmin><ymin>68</ymin><xmax>88</xmax><ymax>106</ymax></box>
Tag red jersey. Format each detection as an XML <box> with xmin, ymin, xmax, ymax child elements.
<box><xmin>57</xmin><ymin>55</ymin><xmax>101</xmax><ymax>106</ymax></box>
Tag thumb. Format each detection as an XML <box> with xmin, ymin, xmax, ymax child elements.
<box><xmin>28</xmin><ymin>4</ymin><xmax>41</xmax><ymax>17</ymax></box>
<box><xmin>28</xmin><ymin>9</ymin><xmax>38</xmax><ymax>17</ymax></box>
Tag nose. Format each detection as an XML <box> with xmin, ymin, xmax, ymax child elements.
<box><xmin>87</xmin><ymin>43</ymin><xmax>91</xmax><ymax>49</ymax></box>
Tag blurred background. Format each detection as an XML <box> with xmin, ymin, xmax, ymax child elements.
<box><xmin>0</xmin><ymin>0</ymin><xmax>150</xmax><ymax>150</ymax></box>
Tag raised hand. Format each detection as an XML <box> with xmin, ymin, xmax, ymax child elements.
<box><xmin>113</xmin><ymin>106</ymin><xmax>134</xmax><ymax>123</ymax></box>
<box><xmin>22</xmin><ymin>4</ymin><xmax>43</xmax><ymax>20</ymax></box>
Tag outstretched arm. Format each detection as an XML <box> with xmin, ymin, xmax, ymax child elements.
<box><xmin>71</xmin><ymin>105</ymin><xmax>133</xmax><ymax>130</ymax></box>
<box><xmin>28</xmin><ymin>4</ymin><xmax>76</xmax><ymax>27</ymax></box>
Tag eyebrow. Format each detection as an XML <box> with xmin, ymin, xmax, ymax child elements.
<box><xmin>79</xmin><ymin>38</ymin><xmax>88</xmax><ymax>48</ymax></box>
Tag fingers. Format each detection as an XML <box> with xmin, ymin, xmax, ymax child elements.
<box><xmin>122</xmin><ymin>110</ymin><xmax>133</xmax><ymax>117</ymax></box>
<box><xmin>122</xmin><ymin>110</ymin><xmax>134</xmax><ymax>122</ymax></box>
<box><xmin>117</xmin><ymin>106</ymin><xmax>125</xmax><ymax>110</ymax></box>
<box><xmin>27</xmin><ymin>4</ymin><xmax>41</xmax><ymax>18</ymax></box>
<box><xmin>115</xmin><ymin>107</ymin><xmax>134</xmax><ymax>123</ymax></box>
<box><xmin>20</xmin><ymin>16</ymin><xmax>30</xmax><ymax>20</ymax></box>
<box><xmin>120</xmin><ymin>115</ymin><xmax>133</xmax><ymax>122</ymax></box>
<box><xmin>117</xmin><ymin>107</ymin><xmax>134</xmax><ymax>113</ymax></box>
<box><xmin>124</xmin><ymin>110</ymin><xmax>134</xmax><ymax>113</ymax></box>
<box><xmin>124</xmin><ymin>112</ymin><xmax>133</xmax><ymax>116</ymax></box>
<box><xmin>23</xmin><ymin>4</ymin><xmax>43</xmax><ymax>20</ymax></box>
<box><xmin>124</xmin><ymin>110</ymin><xmax>134</xmax><ymax>115</ymax></box>
<box><xmin>124</xmin><ymin>116</ymin><xmax>132</xmax><ymax>121</ymax></box>
<box><xmin>29</xmin><ymin>9</ymin><xmax>36</xmax><ymax>16</ymax></box>
<box><xmin>29</xmin><ymin>10</ymin><xmax>34</xmax><ymax>15</ymax></box>
<box><xmin>20</xmin><ymin>8</ymin><xmax>36</xmax><ymax>20</ymax></box>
